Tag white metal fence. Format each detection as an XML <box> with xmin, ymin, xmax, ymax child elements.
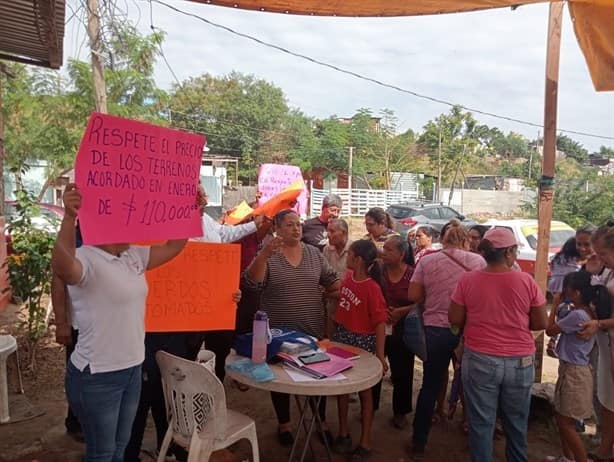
<box><xmin>309</xmin><ymin>183</ymin><xmax>420</xmax><ymax>217</ymax></box>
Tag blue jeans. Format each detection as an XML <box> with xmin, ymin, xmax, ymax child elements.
<box><xmin>66</xmin><ymin>360</ymin><xmax>142</xmax><ymax>462</ymax></box>
<box><xmin>462</xmin><ymin>348</ymin><xmax>534</xmax><ymax>462</ymax></box>
<box><xmin>412</xmin><ymin>326</ymin><xmax>460</xmax><ymax>446</ymax></box>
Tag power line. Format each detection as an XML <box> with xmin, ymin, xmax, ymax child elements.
<box><xmin>148</xmin><ymin>0</ymin><xmax>613</xmax><ymax>143</ymax></box>
<box><xmin>148</xmin><ymin>0</ymin><xmax>183</xmax><ymax>88</ymax></box>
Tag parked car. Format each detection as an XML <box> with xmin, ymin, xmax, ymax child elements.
<box><xmin>4</xmin><ymin>201</ymin><xmax>64</xmax><ymax>254</ymax></box>
<box><xmin>387</xmin><ymin>202</ymin><xmax>477</xmax><ymax>236</ymax></box>
<box><xmin>481</xmin><ymin>219</ymin><xmax>575</xmax><ymax>276</ymax></box>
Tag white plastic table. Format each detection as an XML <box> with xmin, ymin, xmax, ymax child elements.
<box><xmin>0</xmin><ymin>335</ymin><xmax>17</xmax><ymax>423</ymax></box>
<box><xmin>226</xmin><ymin>343</ymin><xmax>383</xmax><ymax>462</ymax></box>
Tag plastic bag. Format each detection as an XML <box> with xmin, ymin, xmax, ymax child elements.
<box><xmin>226</xmin><ymin>358</ymin><xmax>275</xmax><ymax>382</ymax></box>
<box><xmin>235</xmin><ymin>327</ymin><xmax>318</xmax><ymax>362</ymax></box>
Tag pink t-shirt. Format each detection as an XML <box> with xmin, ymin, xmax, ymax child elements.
<box><xmin>410</xmin><ymin>249</ymin><xmax>485</xmax><ymax>328</ymax></box>
<box><xmin>451</xmin><ymin>271</ymin><xmax>547</xmax><ymax>357</ymax></box>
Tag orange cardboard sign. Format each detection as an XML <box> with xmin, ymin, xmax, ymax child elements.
<box><xmin>145</xmin><ymin>242</ymin><xmax>241</xmax><ymax>332</ymax></box>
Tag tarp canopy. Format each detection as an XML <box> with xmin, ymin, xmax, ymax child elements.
<box><xmin>190</xmin><ymin>0</ymin><xmax>614</xmax><ymax>91</ymax></box>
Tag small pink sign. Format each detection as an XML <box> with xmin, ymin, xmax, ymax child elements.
<box><xmin>257</xmin><ymin>163</ymin><xmax>307</xmax><ymax>215</ymax></box>
<box><xmin>75</xmin><ymin>113</ymin><xmax>205</xmax><ymax>245</ymax></box>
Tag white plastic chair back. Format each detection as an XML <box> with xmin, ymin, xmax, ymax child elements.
<box><xmin>156</xmin><ymin>350</ymin><xmax>227</xmax><ymax>443</ymax></box>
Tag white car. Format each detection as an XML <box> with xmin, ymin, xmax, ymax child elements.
<box><xmin>481</xmin><ymin>219</ymin><xmax>575</xmax><ymax>276</ymax></box>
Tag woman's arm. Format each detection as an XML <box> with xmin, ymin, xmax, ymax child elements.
<box><xmin>449</xmin><ymin>301</ymin><xmax>467</xmax><ymax>329</ymax></box>
<box><xmin>545</xmin><ymin>316</ymin><xmax>562</xmax><ymax>336</ymax></box>
<box><xmin>51</xmin><ymin>184</ymin><xmax>83</xmax><ymax>285</ymax></box>
<box><xmin>388</xmin><ymin>305</ymin><xmax>414</xmax><ymax>324</ymax></box>
<box><xmin>51</xmin><ymin>274</ymin><xmax>72</xmax><ymax>346</ymax></box>
<box><xmin>323</xmin><ymin>280</ymin><xmax>340</xmax><ymax>299</ymax></box>
<box><xmin>147</xmin><ymin>239</ymin><xmax>188</xmax><ymax>270</ymax></box>
<box><xmin>408</xmin><ymin>282</ymin><xmax>425</xmax><ymax>304</ymax></box>
<box><xmin>246</xmin><ymin>236</ymin><xmax>282</xmax><ymax>283</ymax></box>
<box><xmin>548</xmin><ymin>293</ymin><xmax>561</xmax><ymax>330</ymax></box>
<box><xmin>578</xmin><ymin>317</ymin><xmax>614</xmax><ymax>340</ymax></box>
<box><xmin>374</xmin><ymin>322</ymin><xmax>388</xmax><ymax>373</ymax></box>
<box><xmin>529</xmin><ymin>305</ymin><xmax>548</xmax><ymax>331</ymax></box>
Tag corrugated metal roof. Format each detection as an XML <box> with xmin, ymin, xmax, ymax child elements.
<box><xmin>0</xmin><ymin>0</ymin><xmax>65</xmax><ymax>69</ymax></box>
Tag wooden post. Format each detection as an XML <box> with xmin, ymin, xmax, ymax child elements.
<box><xmin>534</xmin><ymin>1</ymin><xmax>564</xmax><ymax>293</ymax></box>
<box><xmin>87</xmin><ymin>0</ymin><xmax>107</xmax><ymax>113</ymax></box>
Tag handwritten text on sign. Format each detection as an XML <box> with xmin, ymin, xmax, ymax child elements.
<box><xmin>258</xmin><ymin>163</ymin><xmax>307</xmax><ymax>215</ymax></box>
<box><xmin>75</xmin><ymin>113</ymin><xmax>205</xmax><ymax>245</ymax></box>
<box><xmin>145</xmin><ymin>242</ymin><xmax>240</xmax><ymax>332</ymax></box>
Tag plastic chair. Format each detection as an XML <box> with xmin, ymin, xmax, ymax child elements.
<box><xmin>156</xmin><ymin>351</ymin><xmax>260</xmax><ymax>462</ymax></box>
<box><xmin>0</xmin><ymin>335</ymin><xmax>17</xmax><ymax>423</ymax></box>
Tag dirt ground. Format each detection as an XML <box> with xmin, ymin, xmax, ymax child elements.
<box><xmin>0</xmin><ymin>298</ymin><xmax>598</xmax><ymax>462</ymax></box>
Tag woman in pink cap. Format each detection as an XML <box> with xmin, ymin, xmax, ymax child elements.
<box><xmin>449</xmin><ymin>226</ymin><xmax>548</xmax><ymax>462</ymax></box>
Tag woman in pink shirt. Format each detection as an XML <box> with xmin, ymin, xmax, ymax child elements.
<box><xmin>407</xmin><ymin>220</ymin><xmax>485</xmax><ymax>459</ymax></box>
<box><xmin>449</xmin><ymin>227</ymin><xmax>548</xmax><ymax>462</ymax></box>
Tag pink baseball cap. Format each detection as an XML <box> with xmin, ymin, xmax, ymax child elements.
<box><xmin>483</xmin><ymin>227</ymin><xmax>519</xmax><ymax>248</ymax></box>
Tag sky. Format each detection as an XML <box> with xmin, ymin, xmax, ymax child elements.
<box><xmin>63</xmin><ymin>0</ymin><xmax>613</xmax><ymax>152</ymax></box>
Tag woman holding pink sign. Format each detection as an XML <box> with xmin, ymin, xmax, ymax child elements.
<box><xmin>52</xmin><ymin>183</ymin><xmax>188</xmax><ymax>462</ymax></box>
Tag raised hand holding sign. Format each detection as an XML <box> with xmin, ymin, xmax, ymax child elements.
<box><xmin>75</xmin><ymin>113</ymin><xmax>205</xmax><ymax>244</ymax></box>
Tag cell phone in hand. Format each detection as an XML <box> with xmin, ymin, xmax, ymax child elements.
<box><xmin>299</xmin><ymin>352</ymin><xmax>330</xmax><ymax>365</ymax></box>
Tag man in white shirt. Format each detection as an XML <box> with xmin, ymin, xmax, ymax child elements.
<box><xmin>193</xmin><ymin>186</ymin><xmax>262</xmax><ymax>243</ymax></box>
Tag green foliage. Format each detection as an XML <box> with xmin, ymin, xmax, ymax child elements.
<box><xmin>594</xmin><ymin>145</ymin><xmax>614</xmax><ymax>158</ymax></box>
<box><xmin>521</xmin><ymin>160</ymin><xmax>613</xmax><ymax>227</ymax></box>
<box><xmin>4</xmin><ymin>189</ymin><xmax>55</xmax><ymax>343</ymax></box>
<box><xmin>556</xmin><ymin>134</ymin><xmax>589</xmax><ymax>164</ymax></box>
<box><xmin>169</xmin><ymin>72</ymin><xmax>288</xmax><ymax>181</ymax></box>
<box><xmin>2</xmin><ymin>21</ymin><xmax>168</xmax><ymax>200</ymax></box>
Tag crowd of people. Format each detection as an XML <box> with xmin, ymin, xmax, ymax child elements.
<box><xmin>50</xmin><ymin>186</ymin><xmax>614</xmax><ymax>462</ymax></box>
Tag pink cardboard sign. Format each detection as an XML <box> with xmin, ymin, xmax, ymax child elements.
<box><xmin>257</xmin><ymin>163</ymin><xmax>307</xmax><ymax>215</ymax></box>
<box><xmin>75</xmin><ymin>113</ymin><xmax>205</xmax><ymax>245</ymax></box>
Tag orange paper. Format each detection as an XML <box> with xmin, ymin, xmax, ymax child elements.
<box><xmin>252</xmin><ymin>179</ymin><xmax>303</xmax><ymax>218</ymax></box>
<box><xmin>145</xmin><ymin>242</ymin><xmax>240</xmax><ymax>332</ymax></box>
<box><xmin>224</xmin><ymin>200</ymin><xmax>254</xmax><ymax>225</ymax></box>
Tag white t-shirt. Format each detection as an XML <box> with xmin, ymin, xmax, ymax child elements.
<box><xmin>68</xmin><ymin>245</ymin><xmax>150</xmax><ymax>374</ymax></box>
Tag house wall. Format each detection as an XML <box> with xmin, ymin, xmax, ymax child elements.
<box><xmin>440</xmin><ymin>188</ymin><xmax>536</xmax><ymax>216</ymax></box>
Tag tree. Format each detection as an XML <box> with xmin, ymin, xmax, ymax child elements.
<box><xmin>418</xmin><ymin>106</ymin><xmax>482</xmax><ymax>182</ymax></box>
<box><xmin>169</xmin><ymin>72</ymin><xmax>288</xmax><ymax>182</ymax></box>
<box><xmin>2</xmin><ymin>21</ymin><xmax>168</xmax><ymax>200</ymax></box>
<box><xmin>593</xmin><ymin>145</ymin><xmax>614</xmax><ymax>158</ymax></box>
<box><xmin>556</xmin><ymin>134</ymin><xmax>589</xmax><ymax>164</ymax></box>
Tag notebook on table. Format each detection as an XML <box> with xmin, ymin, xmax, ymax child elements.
<box><xmin>277</xmin><ymin>350</ymin><xmax>353</xmax><ymax>379</ymax></box>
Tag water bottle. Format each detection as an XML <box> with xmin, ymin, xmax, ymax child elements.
<box><xmin>556</xmin><ymin>299</ymin><xmax>573</xmax><ymax>320</ymax></box>
<box><xmin>251</xmin><ymin>311</ymin><xmax>269</xmax><ymax>364</ymax></box>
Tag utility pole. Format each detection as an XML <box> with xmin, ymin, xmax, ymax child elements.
<box><xmin>348</xmin><ymin>146</ymin><xmax>354</xmax><ymax>216</ymax></box>
<box><xmin>87</xmin><ymin>0</ymin><xmax>107</xmax><ymax>113</ymax></box>
<box><xmin>437</xmin><ymin>123</ymin><xmax>442</xmax><ymax>203</ymax></box>
<box><xmin>0</xmin><ymin>63</ymin><xmax>16</xmax><ymax>216</ymax></box>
